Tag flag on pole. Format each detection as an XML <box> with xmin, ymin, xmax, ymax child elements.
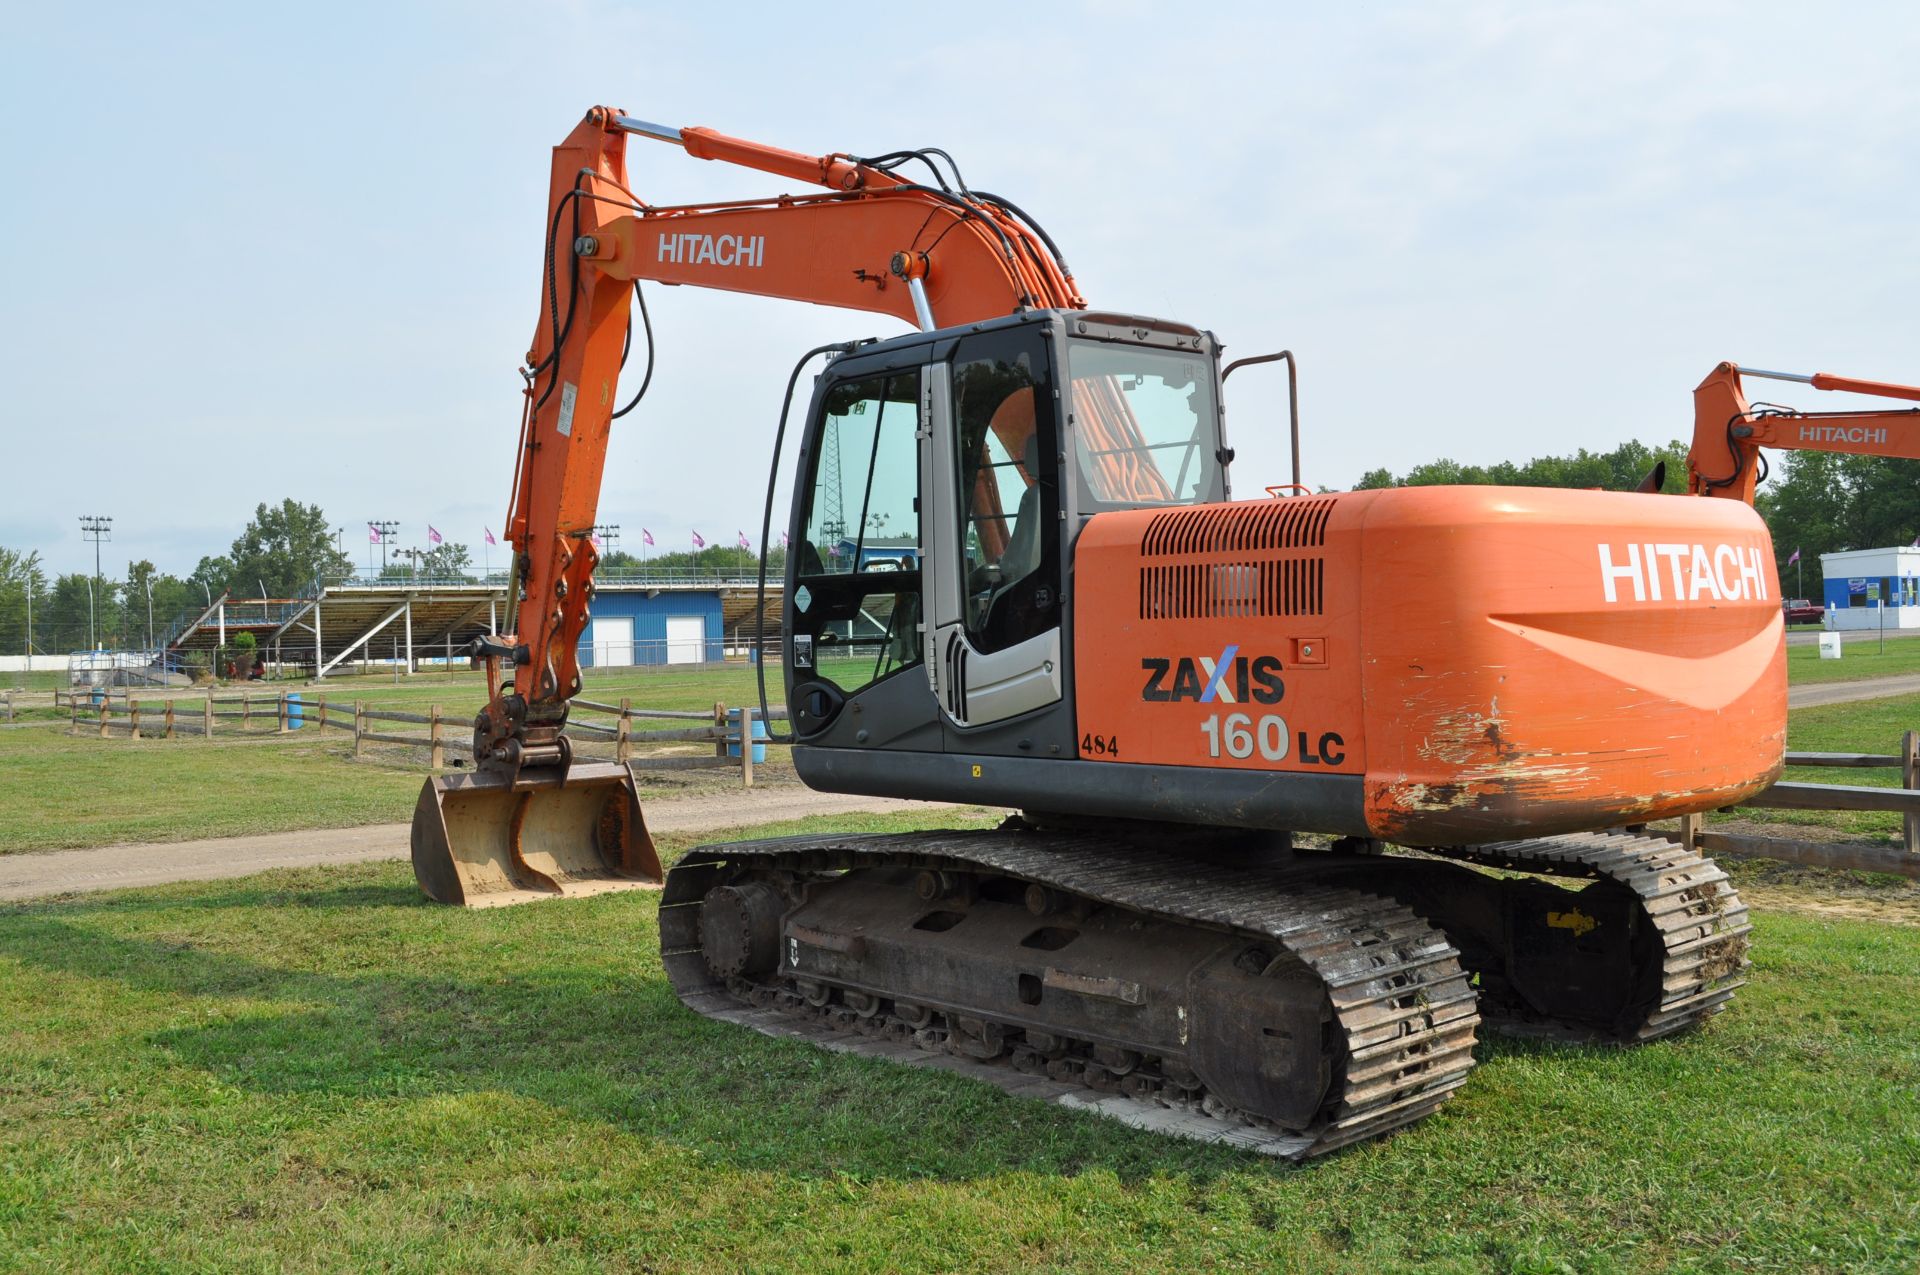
<box><xmin>780</xmin><ymin>532</ymin><xmax>789</xmax><ymax>549</ymax></box>
<box><xmin>642</xmin><ymin>528</ymin><xmax>655</xmax><ymax>547</ymax></box>
<box><xmin>1786</xmin><ymin>548</ymin><xmax>1800</xmax><ymax>566</ymax></box>
<box><xmin>428</xmin><ymin>525</ymin><xmax>443</xmax><ymax>546</ymax></box>
<box><xmin>369</xmin><ymin>525</ymin><xmax>382</xmax><ymax>545</ymax></box>
<box><xmin>737</xmin><ymin>531</ymin><xmax>751</xmax><ymax>550</ymax></box>
<box><xmin>590</xmin><ymin>532</ymin><xmax>602</xmax><ymax>548</ymax></box>
<box><xmin>691</xmin><ymin>530</ymin><xmax>706</xmax><ymax>548</ymax></box>
<box><xmin>484</xmin><ymin>527</ymin><xmax>497</xmax><ymax>546</ymax></box>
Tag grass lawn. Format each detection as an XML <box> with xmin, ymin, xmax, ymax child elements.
<box><xmin>1785</xmin><ymin>629</ymin><xmax>1920</xmax><ymax>685</ymax></box>
<box><xmin>0</xmin><ymin>811</ymin><xmax>1916</xmax><ymax>1272</ymax></box>
<box><xmin>0</xmin><ymin>729</ymin><xmax>425</xmax><ymax>854</ymax></box>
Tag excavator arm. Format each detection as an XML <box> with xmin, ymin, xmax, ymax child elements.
<box><xmin>1688</xmin><ymin>361</ymin><xmax>1920</xmax><ymax>503</ymax></box>
<box><xmin>414</xmin><ymin>105</ymin><xmax>1086</xmax><ymax>906</ymax></box>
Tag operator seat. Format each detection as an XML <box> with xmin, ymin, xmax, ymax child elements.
<box><xmin>986</xmin><ymin>433</ymin><xmax>1044</xmax><ymax>621</ymax></box>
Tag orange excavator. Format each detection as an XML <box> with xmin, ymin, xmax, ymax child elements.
<box><xmin>411</xmin><ymin>106</ymin><xmax>1920</xmax><ymax>1157</ymax></box>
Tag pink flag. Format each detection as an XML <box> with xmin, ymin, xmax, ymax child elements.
<box><xmin>484</xmin><ymin>527</ymin><xmax>497</xmax><ymax>546</ymax></box>
<box><xmin>1786</xmin><ymin>548</ymin><xmax>1800</xmax><ymax>566</ymax></box>
<box><xmin>590</xmin><ymin>532</ymin><xmax>602</xmax><ymax>548</ymax></box>
<box><xmin>780</xmin><ymin>532</ymin><xmax>789</xmax><ymax>549</ymax></box>
<box><xmin>368</xmin><ymin>525</ymin><xmax>382</xmax><ymax>545</ymax></box>
<box><xmin>428</xmin><ymin>525</ymin><xmax>443</xmax><ymax>546</ymax></box>
<box><xmin>691</xmin><ymin>530</ymin><xmax>706</xmax><ymax>548</ymax></box>
<box><xmin>642</xmin><ymin>528</ymin><xmax>655</xmax><ymax>547</ymax></box>
<box><xmin>1911</xmin><ymin>532</ymin><xmax>1920</xmax><ymax>548</ymax></box>
<box><xmin>737</xmin><ymin>531</ymin><xmax>751</xmax><ymax>550</ymax></box>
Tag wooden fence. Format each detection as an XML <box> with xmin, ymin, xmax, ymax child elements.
<box><xmin>1674</xmin><ymin>730</ymin><xmax>1920</xmax><ymax>877</ymax></box>
<box><xmin>56</xmin><ymin>691</ymin><xmax>1919</xmax><ymax>843</ymax></box>
<box><xmin>63</xmin><ymin>688</ymin><xmax>783</xmax><ymax>786</ymax></box>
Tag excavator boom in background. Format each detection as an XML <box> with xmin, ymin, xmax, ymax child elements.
<box><xmin>1689</xmin><ymin>361</ymin><xmax>1920</xmax><ymax>503</ymax></box>
<box><xmin>411</xmin><ymin>105</ymin><xmax>1914</xmax><ymax>1156</ymax></box>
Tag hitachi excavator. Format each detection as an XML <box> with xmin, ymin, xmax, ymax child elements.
<box><xmin>410</xmin><ymin>106</ymin><xmax>1920</xmax><ymax>1157</ymax></box>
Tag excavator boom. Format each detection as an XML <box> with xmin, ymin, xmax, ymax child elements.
<box><xmin>414</xmin><ymin>106</ymin><xmax>1084</xmax><ymax>906</ymax></box>
<box><xmin>1688</xmin><ymin>361</ymin><xmax>1920</xmax><ymax>503</ymax></box>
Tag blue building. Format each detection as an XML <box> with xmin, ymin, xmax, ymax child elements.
<box><xmin>578</xmin><ymin>585</ymin><xmax>724</xmax><ymax>666</ymax></box>
<box><xmin>1819</xmin><ymin>546</ymin><xmax>1920</xmax><ymax>632</ymax></box>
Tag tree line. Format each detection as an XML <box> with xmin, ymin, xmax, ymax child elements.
<box><xmin>8</xmin><ymin>449</ymin><xmax>1908</xmax><ymax>656</ymax></box>
<box><xmin>0</xmin><ymin>499</ymin><xmax>791</xmax><ymax>657</ymax></box>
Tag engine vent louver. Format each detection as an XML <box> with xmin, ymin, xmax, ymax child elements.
<box><xmin>1139</xmin><ymin>559</ymin><xmax>1324</xmax><ymax>620</ymax></box>
<box><xmin>1136</xmin><ymin>499</ymin><xmax>1335</xmax><ymax>620</ymax></box>
<box><xmin>1140</xmin><ymin>498</ymin><xmax>1336</xmax><ymax>557</ymax></box>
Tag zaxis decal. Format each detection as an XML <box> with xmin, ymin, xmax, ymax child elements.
<box><xmin>1140</xmin><ymin>645</ymin><xmax>1285</xmax><ymax>704</ymax></box>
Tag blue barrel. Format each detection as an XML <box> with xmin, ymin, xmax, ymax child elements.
<box><xmin>727</xmin><ymin>715</ymin><xmax>769</xmax><ymax>763</ymax></box>
<box><xmin>90</xmin><ymin>686</ymin><xmax>104</xmax><ymax>706</ymax></box>
<box><xmin>286</xmin><ymin>692</ymin><xmax>303</xmax><ymax>730</ymax></box>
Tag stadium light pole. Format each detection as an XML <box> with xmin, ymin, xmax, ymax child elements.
<box><xmin>79</xmin><ymin>515</ymin><xmax>111</xmax><ymax>651</ymax></box>
<box><xmin>370</xmin><ymin>519</ymin><xmax>399</xmax><ymax>574</ymax></box>
<box><xmin>593</xmin><ymin>524</ymin><xmax>621</xmax><ymax>566</ymax></box>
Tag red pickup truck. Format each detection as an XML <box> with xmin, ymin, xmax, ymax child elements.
<box><xmin>1783</xmin><ymin>599</ymin><xmax>1825</xmax><ymax>624</ymax></box>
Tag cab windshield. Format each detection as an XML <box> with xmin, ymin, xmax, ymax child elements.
<box><xmin>1066</xmin><ymin>340</ymin><xmax>1223</xmax><ymax>509</ymax></box>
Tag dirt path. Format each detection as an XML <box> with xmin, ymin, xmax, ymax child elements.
<box><xmin>0</xmin><ymin>790</ymin><xmax>975</xmax><ymax>904</ymax></box>
<box><xmin>1788</xmin><ymin>673</ymin><xmax>1920</xmax><ymax>707</ymax></box>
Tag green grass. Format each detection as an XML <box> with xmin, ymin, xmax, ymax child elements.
<box><xmin>0</xmin><ymin>814</ymin><xmax>1915</xmax><ymax>1273</ymax></box>
<box><xmin>0</xmin><ymin>728</ymin><xmax>425</xmax><ymax>854</ymax></box>
<box><xmin>1785</xmin><ymin>629</ymin><xmax>1920</xmax><ymax>684</ymax></box>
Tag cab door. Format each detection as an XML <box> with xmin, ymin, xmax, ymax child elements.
<box><xmin>920</xmin><ymin>324</ymin><xmax>1065</xmax><ymax>729</ymax></box>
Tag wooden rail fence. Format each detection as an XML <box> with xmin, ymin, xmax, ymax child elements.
<box><xmin>58</xmin><ymin>691</ymin><xmax>1918</xmax><ymax>844</ymax></box>
<box><xmin>1673</xmin><ymin>730</ymin><xmax>1920</xmax><ymax>878</ymax></box>
<box><xmin>64</xmin><ymin>689</ymin><xmax>785</xmax><ymax>786</ymax></box>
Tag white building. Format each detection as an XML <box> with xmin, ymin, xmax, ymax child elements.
<box><xmin>1819</xmin><ymin>546</ymin><xmax>1920</xmax><ymax>631</ymax></box>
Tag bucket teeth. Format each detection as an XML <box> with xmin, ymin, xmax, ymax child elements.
<box><xmin>411</xmin><ymin>762</ymin><xmax>661</xmax><ymax>907</ymax></box>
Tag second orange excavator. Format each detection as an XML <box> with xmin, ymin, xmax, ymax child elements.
<box><xmin>412</xmin><ymin>106</ymin><xmax>1920</xmax><ymax>1156</ymax></box>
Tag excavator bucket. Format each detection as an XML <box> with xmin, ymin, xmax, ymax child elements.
<box><xmin>410</xmin><ymin>763</ymin><xmax>662</xmax><ymax>907</ymax></box>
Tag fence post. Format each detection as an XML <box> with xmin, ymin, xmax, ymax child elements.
<box><xmin>1904</xmin><ymin>729</ymin><xmax>1918</xmax><ymax>856</ymax></box>
<box><xmin>354</xmin><ymin>702</ymin><xmax>364</xmax><ymax>758</ymax></box>
<box><xmin>317</xmin><ymin>695</ymin><xmax>327</xmax><ymax>733</ymax></box>
<box><xmin>204</xmin><ymin>690</ymin><xmax>214</xmax><ymax>740</ymax></box>
<box><xmin>278</xmin><ymin>694</ymin><xmax>288</xmax><ymax>734</ymax></box>
<box><xmin>165</xmin><ymin>699</ymin><xmax>175</xmax><ymax>740</ymax></box>
<box><xmin>737</xmin><ymin>705</ymin><xmax>754</xmax><ymax>788</ymax></box>
<box><xmin>3</xmin><ymin>690</ymin><xmax>11</xmax><ymax>722</ymax></box>
<box><xmin>713</xmin><ymin>701</ymin><xmax>729</xmax><ymax>760</ymax></box>
<box><xmin>430</xmin><ymin>703</ymin><xmax>444</xmax><ymax>769</ymax></box>
<box><xmin>98</xmin><ymin>700</ymin><xmax>109</xmax><ymax>739</ymax></box>
<box><xmin>1678</xmin><ymin>811</ymin><xmax>1702</xmax><ymax>851</ymax></box>
<box><xmin>69</xmin><ymin>695</ymin><xmax>78</xmax><ymax>734</ymax></box>
<box><xmin>130</xmin><ymin>699</ymin><xmax>141</xmax><ymax>740</ymax></box>
<box><xmin>243</xmin><ymin>690</ymin><xmax>251</xmax><ymax>729</ymax></box>
<box><xmin>617</xmin><ymin>697</ymin><xmax>632</xmax><ymax>763</ymax></box>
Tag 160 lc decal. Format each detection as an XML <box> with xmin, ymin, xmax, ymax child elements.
<box><xmin>1132</xmin><ymin>645</ymin><xmax>1345</xmax><ymax>767</ymax></box>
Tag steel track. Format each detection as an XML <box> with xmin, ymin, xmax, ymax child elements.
<box><xmin>659</xmin><ymin>829</ymin><xmax>1481</xmax><ymax>1159</ymax></box>
<box><xmin>1424</xmin><ymin>831</ymin><xmax>1753</xmax><ymax>1040</ymax></box>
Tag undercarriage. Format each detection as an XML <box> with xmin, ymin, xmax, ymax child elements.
<box><xmin>659</xmin><ymin>824</ymin><xmax>1749</xmax><ymax>1159</ymax></box>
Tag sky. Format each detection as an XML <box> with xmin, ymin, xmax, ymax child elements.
<box><xmin>4</xmin><ymin>1</ymin><xmax>1918</xmax><ymax>579</ymax></box>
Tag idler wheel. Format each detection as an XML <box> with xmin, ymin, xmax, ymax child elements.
<box><xmin>700</xmin><ymin>881</ymin><xmax>786</xmax><ymax>979</ymax></box>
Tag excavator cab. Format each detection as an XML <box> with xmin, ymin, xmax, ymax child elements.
<box><xmin>783</xmin><ymin>309</ymin><xmax>1228</xmax><ymax>757</ymax></box>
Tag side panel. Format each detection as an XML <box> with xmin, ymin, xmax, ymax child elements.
<box><xmin>1071</xmin><ymin>497</ymin><xmax>1367</xmax><ymax>778</ymax></box>
<box><xmin>1071</xmin><ymin>487</ymin><xmax>1786</xmax><ymax>844</ymax></box>
<box><xmin>1355</xmin><ymin>487</ymin><xmax>1784</xmax><ymax>842</ymax></box>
